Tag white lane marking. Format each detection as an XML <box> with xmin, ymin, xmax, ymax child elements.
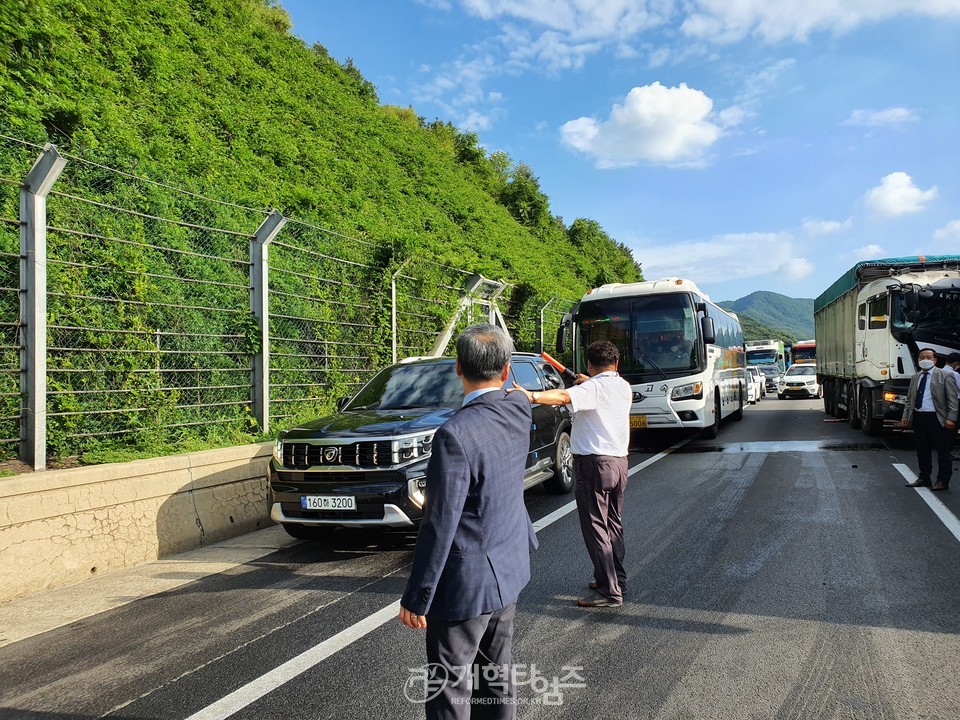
<box><xmin>183</xmin><ymin>601</ymin><xmax>401</xmax><ymax>720</ymax></box>
<box><xmin>532</xmin><ymin>436</ymin><xmax>692</xmax><ymax>532</ymax></box>
<box><xmin>893</xmin><ymin>463</ymin><xmax>960</xmax><ymax>543</ymax></box>
<box><xmin>185</xmin><ymin>437</ymin><xmax>690</xmax><ymax>720</ymax></box>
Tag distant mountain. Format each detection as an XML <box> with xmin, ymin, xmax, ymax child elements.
<box><xmin>720</xmin><ymin>291</ymin><xmax>814</xmax><ymax>341</ymax></box>
<box><xmin>737</xmin><ymin>315</ymin><xmax>799</xmax><ymax>345</ymax></box>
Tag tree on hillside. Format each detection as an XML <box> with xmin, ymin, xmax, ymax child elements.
<box><xmin>500</xmin><ymin>163</ymin><xmax>551</xmax><ymax>230</ymax></box>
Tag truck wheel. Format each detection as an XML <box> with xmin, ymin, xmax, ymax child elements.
<box><xmin>544</xmin><ymin>431</ymin><xmax>574</xmax><ymax>494</ymax></box>
<box><xmin>702</xmin><ymin>394</ymin><xmax>721</xmax><ymax>439</ymax></box>
<box><xmin>823</xmin><ymin>380</ymin><xmax>834</xmax><ymax>415</ymax></box>
<box><xmin>859</xmin><ymin>389</ymin><xmax>882</xmax><ymax>436</ymax></box>
<box><xmin>282</xmin><ymin>524</ymin><xmax>335</xmax><ymax>541</ymax></box>
<box><xmin>834</xmin><ymin>382</ymin><xmax>847</xmax><ymax>419</ymax></box>
<box><xmin>847</xmin><ymin>383</ymin><xmax>860</xmax><ymax>429</ymax></box>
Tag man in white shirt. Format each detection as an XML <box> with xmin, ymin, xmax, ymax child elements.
<box><xmin>510</xmin><ymin>340</ymin><xmax>632</xmax><ymax>607</ymax></box>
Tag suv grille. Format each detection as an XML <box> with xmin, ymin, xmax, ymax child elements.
<box><xmin>275</xmin><ymin>470</ymin><xmax>404</xmax><ymax>485</ymax></box>
<box><xmin>282</xmin><ymin>442</ymin><xmax>394</xmax><ymax>469</ymax></box>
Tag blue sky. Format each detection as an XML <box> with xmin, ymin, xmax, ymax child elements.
<box><xmin>279</xmin><ymin>0</ymin><xmax>960</xmax><ymax>303</ymax></box>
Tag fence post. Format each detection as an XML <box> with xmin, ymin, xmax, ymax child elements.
<box><xmin>538</xmin><ymin>297</ymin><xmax>557</xmax><ymax>354</ymax></box>
<box><xmin>390</xmin><ymin>258</ymin><xmax>411</xmax><ymax>364</ymax></box>
<box><xmin>250</xmin><ymin>209</ymin><xmax>286</xmax><ymax>435</ymax></box>
<box><xmin>19</xmin><ymin>143</ymin><xmax>67</xmax><ymax>471</ymax></box>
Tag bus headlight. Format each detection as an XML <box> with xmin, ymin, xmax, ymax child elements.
<box><xmin>671</xmin><ymin>382</ymin><xmax>703</xmax><ymax>400</ymax></box>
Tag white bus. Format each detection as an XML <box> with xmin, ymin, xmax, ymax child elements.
<box><xmin>557</xmin><ymin>278</ymin><xmax>746</xmax><ymax>438</ymax></box>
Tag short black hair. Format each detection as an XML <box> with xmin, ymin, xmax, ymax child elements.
<box><xmin>456</xmin><ymin>324</ymin><xmax>513</xmax><ymax>381</ymax></box>
<box><xmin>947</xmin><ymin>352</ymin><xmax>960</xmax><ymax>364</ymax></box>
<box><xmin>587</xmin><ymin>340</ymin><xmax>619</xmax><ymax>368</ymax></box>
<box><xmin>918</xmin><ymin>347</ymin><xmax>937</xmax><ymax>358</ymax></box>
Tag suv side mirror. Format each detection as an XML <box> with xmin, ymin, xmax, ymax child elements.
<box><xmin>335</xmin><ymin>396</ymin><xmax>351</xmax><ymax>411</ymax></box>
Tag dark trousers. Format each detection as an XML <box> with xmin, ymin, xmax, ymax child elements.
<box><xmin>574</xmin><ymin>454</ymin><xmax>628</xmax><ymax>601</ymax></box>
<box><xmin>913</xmin><ymin>412</ymin><xmax>953</xmax><ymax>486</ymax></box>
<box><xmin>423</xmin><ymin>603</ymin><xmax>517</xmax><ymax>720</ymax></box>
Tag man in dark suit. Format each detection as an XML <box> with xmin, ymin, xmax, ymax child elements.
<box><xmin>400</xmin><ymin>323</ymin><xmax>537</xmax><ymax>719</ymax></box>
<box><xmin>902</xmin><ymin>347</ymin><xmax>959</xmax><ymax>491</ymax></box>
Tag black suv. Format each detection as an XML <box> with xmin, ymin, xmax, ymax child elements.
<box><xmin>269</xmin><ymin>353</ymin><xmax>573</xmax><ymax>539</ymax></box>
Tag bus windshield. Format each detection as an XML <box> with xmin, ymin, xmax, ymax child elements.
<box><xmin>577</xmin><ymin>294</ymin><xmax>700</xmax><ymax>380</ymax></box>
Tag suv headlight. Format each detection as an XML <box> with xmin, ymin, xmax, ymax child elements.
<box><xmin>671</xmin><ymin>382</ymin><xmax>703</xmax><ymax>400</ymax></box>
<box><xmin>273</xmin><ymin>434</ymin><xmax>284</xmax><ymax>462</ymax></box>
<box><xmin>395</xmin><ymin>432</ymin><xmax>434</xmax><ymax>462</ymax></box>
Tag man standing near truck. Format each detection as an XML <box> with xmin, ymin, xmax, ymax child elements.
<box><xmin>901</xmin><ymin>348</ymin><xmax>959</xmax><ymax>491</ymax></box>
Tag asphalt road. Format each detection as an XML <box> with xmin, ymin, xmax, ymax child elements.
<box><xmin>2</xmin><ymin>396</ymin><xmax>959</xmax><ymax>720</ymax></box>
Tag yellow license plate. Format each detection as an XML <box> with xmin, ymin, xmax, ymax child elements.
<box><xmin>629</xmin><ymin>415</ymin><xmax>647</xmax><ymax>428</ymax></box>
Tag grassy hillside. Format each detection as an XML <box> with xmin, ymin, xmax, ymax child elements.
<box><xmin>0</xmin><ymin>0</ymin><xmax>643</xmax><ymax>461</ymax></box>
<box><xmin>737</xmin><ymin>315</ymin><xmax>799</xmax><ymax>346</ymax></box>
<box><xmin>720</xmin><ymin>291</ymin><xmax>813</xmax><ymax>339</ymax></box>
<box><xmin>0</xmin><ymin>0</ymin><xmax>640</xmax><ymax>297</ymax></box>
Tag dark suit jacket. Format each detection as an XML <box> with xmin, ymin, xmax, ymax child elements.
<box><xmin>903</xmin><ymin>367</ymin><xmax>959</xmax><ymax>428</ymax></box>
<box><xmin>401</xmin><ymin>389</ymin><xmax>538</xmax><ymax>622</ymax></box>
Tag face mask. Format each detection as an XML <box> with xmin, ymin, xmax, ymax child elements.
<box><xmin>918</xmin><ymin>359</ymin><xmax>935</xmax><ymax>370</ymax></box>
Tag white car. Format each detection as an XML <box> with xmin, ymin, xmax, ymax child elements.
<box><xmin>777</xmin><ymin>364</ymin><xmax>821</xmax><ymax>399</ymax></box>
<box><xmin>746</xmin><ymin>365</ymin><xmax>765</xmax><ymax>404</ymax></box>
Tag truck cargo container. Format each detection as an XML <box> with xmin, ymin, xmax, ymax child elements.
<box><xmin>814</xmin><ymin>256</ymin><xmax>960</xmax><ymax>435</ymax></box>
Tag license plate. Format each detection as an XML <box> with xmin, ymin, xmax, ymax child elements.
<box><xmin>629</xmin><ymin>415</ymin><xmax>647</xmax><ymax>428</ymax></box>
<box><xmin>300</xmin><ymin>495</ymin><xmax>356</xmax><ymax>511</ymax></box>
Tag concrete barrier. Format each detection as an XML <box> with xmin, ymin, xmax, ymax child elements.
<box><xmin>0</xmin><ymin>442</ymin><xmax>274</xmax><ymax>602</ymax></box>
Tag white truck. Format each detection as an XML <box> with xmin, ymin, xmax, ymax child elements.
<box><xmin>814</xmin><ymin>255</ymin><xmax>960</xmax><ymax>435</ymax></box>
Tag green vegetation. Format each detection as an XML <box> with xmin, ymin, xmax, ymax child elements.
<box><xmin>0</xmin><ymin>0</ymin><xmax>641</xmax><ymax>463</ymax></box>
<box><xmin>738</xmin><ymin>315</ymin><xmax>799</xmax><ymax>346</ymax></box>
<box><xmin>720</xmin><ymin>291</ymin><xmax>814</xmax><ymax>339</ymax></box>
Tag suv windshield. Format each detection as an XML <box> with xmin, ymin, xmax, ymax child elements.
<box><xmin>759</xmin><ymin>365</ymin><xmax>780</xmax><ymax>377</ymax></box>
<box><xmin>786</xmin><ymin>365</ymin><xmax>817</xmax><ymax>376</ymax></box>
<box><xmin>346</xmin><ymin>361</ymin><xmax>463</xmax><ymax>410</ymax></box>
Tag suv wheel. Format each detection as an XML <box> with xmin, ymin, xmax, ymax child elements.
<box><xmin>282</xmin><ymin>523</ymin><xmax>335</xmax><ymax>541</ymax></box>
<box><xmin>544</xmin><ymin>431</ymin><xmax>574</xmax><ymax>494</ymax></box>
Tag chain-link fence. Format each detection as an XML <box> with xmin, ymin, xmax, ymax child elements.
<box><xmin>1</xmin><ymin>136</ymin><xmax>580</xmax><ymax>469</ymax></box>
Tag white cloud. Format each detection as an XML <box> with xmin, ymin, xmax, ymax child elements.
<box><xmin>680</xmin><ymin>0</ymin><xmax>960</xmax><ymax>43</ymax></box>
<box><xmin>850</xmin><ymin>244</ymin><xmax>886</xmax><ymax>259</ymax></box>
<box><xmin>844</xmin><ymin>107</ymin><xmax>919</xmax><ymax>127</ymax></box>
<box><xmin>560</xmin><ymin>82</ymin><xmax>730</xmax><ymax>168</ymax></box>
<box><xmin>460</xmin><ymin>0</ymin><xmax>671</xmax><ymax>41</ymax></box>
<box><xmin>803</xmin><ymin>218</ymin><xmax>852</xmax><ymax>236</ymax></box>
<box><xmin>779</xmin><ymin>258</ymin><xmax>814</xmax><ymax>280</ymax></box>
<box><xmin>864</xmin><ymin>172</ymin><xmax>938</xmax><ymax>216</ymax></box>
<box><xmin>630</xmin><ymin>231</ymin><xmax>808</xmax><ymax>284</ymax></box>
<box><xmin>933</xmin><ymin>220</ymin><xmax>960</xmax><ymax>242</ymax></box>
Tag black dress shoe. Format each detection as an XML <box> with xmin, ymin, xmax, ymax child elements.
<box><xmin>906</xmin><ymin>479</ymin><xmax>932</xmax><ymax>487</ymax></box>
<box><xmin>576</xmin><ymin>594</ymin><xmax>622</xmax><ymax>608</ymax></box>
<box><xmin>931</xmin><ymin>483</ymin><xmax>949</xmax><ymax>492</ymax></box>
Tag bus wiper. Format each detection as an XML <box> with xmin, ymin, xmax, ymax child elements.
<box><xmin>634</xmin><ymin>343</ymin><xmax>668</xmax><ymax>380</ymax></box>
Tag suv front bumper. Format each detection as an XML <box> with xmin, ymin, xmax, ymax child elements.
<box><xmin>270</xmin><ymin>501</ymin><xmax>415</xmax><ymax>528</ymax></box>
